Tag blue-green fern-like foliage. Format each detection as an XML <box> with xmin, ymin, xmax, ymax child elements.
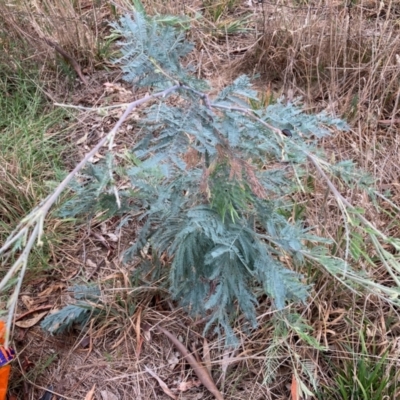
<box><xmin>111</xmin><ymin>12</ymin><xmax>205</xmax><ymax>90</ymax></box>
<box><xmin>41</xmin><ymin>285</ymin><xmax>101</xmax><ymax>335</ymax></box>
<box><xmin>59</xmin><ymin>11</ymin><xmax>359</xmax><ymax>345</ymax></box>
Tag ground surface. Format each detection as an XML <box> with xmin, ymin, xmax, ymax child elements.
<box><xmin>2</xmin><ymin>0</ymin><xmax>400</xmax><ymax>399</ymax></box>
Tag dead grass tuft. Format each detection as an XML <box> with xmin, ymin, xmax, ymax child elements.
<box><xmin>233</xmin><ymin>1</ymin><xmax>400</xmax><ymax>133</ymax></box>
<box><xmin>0</xmin><ymin>0</ymin><xmax>134</xmax><ymax>81</ymax></box>
<box><xmin>4</xmin><ymin>1</ymin><xmax>400</xmax><ymax>399</ymax></box>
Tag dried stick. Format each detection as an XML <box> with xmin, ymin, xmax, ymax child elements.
<box><xmin>157</xmin><ymin>325</ymin><xmax>224</xmax><ymax>400</ymax></box>
<box><xmin>42</xmin><ymin>37</ymin><xmax>88</xmax><ymax>86</ymax></box>
<box><xmin>0</xmin><ymin>84</ymin><xmax>180</xmax><ymax>346</ymax></box>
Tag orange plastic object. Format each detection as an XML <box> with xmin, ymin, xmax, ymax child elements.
<box><xmin>0</xmin><ymin>321</ymin><xmax>15</xmax><ymax>400</ymax></box>
<box><xmin>0</xmin><ymin>363</ymin><xmax>11</xmax><ymax>400</ymax></box>
<box><xmin>0</xmin><ymin>321</ymin><xmax>5</xmax><ymax>346</ymax></box>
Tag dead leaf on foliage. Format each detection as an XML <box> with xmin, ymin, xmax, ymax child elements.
<box><xmin>100</xmin><ymin>390</ymin><xmax>119</xmax><ymax>400</ymax></box>
<box><xmin>84</xmin><ymin>384</ymin><xmax>96</xmax><ymax>400</ymax></box>
<box><xmin>38</xmin><ymin>283</ymin><xmax>65</xmax><ymax>297</ymax></box>
<box><xmin>21</xmin><ymin>295</ymin><xmax>33</xmax><ymax>310</ymax></box>
<box><xmin>76</xmin><ymin>131</ymin><xmax>89</xmax><ymax>145</ymax></box>
<box><xmin>86</xmin><ymin>259</ymin><xmax>97</xmax><ymax>269</ymax></box>
<box><xmin>177</xmin><ymin>380</ymin><xmax>202</xmax><ymax>392</ymax></box>
<box><xmin>16</xmin><ymin>305</ymin><xmax>52</xmax><ymax>321</ymax></box>
<box><xmin>145</xmin><ymin>366</ymin><xmax>177</xmax><ymax>400</ymax></box>
<box><xmin>107</xmin><ymin>233</ymin><xmax>119</xmax><ymax>242</ymax></box>
<box><xmin>14</xmin><ymin>311</ymin><xmax>48</xmax><ymax>328</ymax></box>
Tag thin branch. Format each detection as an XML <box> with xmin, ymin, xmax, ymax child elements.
<box><xmin>42</xmin><ymin>37</ymin><xmax>88</xmax><ymax>86</ymax></box>
<box><xmin>210</xmin><ymin>103</ymin><xmax>283</xmax><ymax>135</ymax></box>
<box><xmin>4</xmin><ymin>223</ymin><xmax>40</xmax><ymax>348</ymax></box>
<box><xmin>0</xmin><ymin>84</ymin><xmax>181</xmax><ymax>341</ymax></box>
<box><xmin>42</xmin><ymin>85</ymin><xmax>180</xmax><ymax>216</ymax></box>
<box><xmin>54</xmin><ymin>103</ymin><xmax>132</xmax><ymax>111</ymax></box>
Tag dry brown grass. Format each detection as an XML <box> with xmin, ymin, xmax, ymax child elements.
<box><xmin>0</xmin><ymin>0</ymin><xmax>135</xmax><ymax>81</ymax></box>
<box><xmin>4</xmin><ymin>0</ymin><xmax>400</xmax><ymax>399</ymax></box>
<box><xmin>232</xmin><ymin>1</ymin><xmax>400</xmax><ymax>173</ymax></box>
<box><xmin>227</xmin><ymin>1</ymin><xmax>400</xmax><ymax>121</ymax></box>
